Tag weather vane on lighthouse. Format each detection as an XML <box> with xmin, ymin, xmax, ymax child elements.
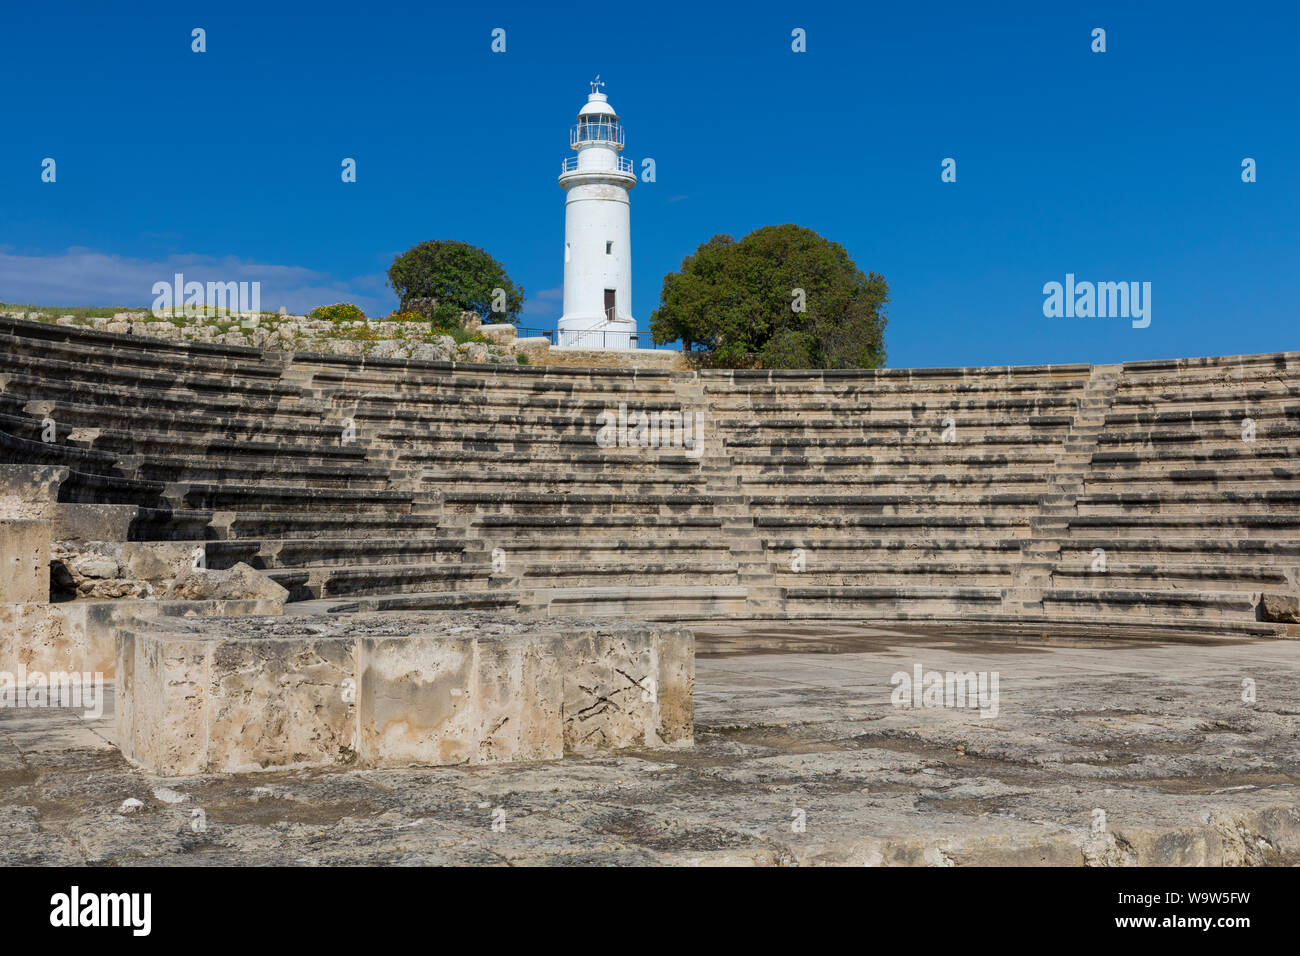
<box><xmin>557</xmin><ymin>79</ymin><xmax>637</xmax><ymax>350</ymax></box>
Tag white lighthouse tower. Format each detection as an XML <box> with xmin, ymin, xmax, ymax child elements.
<box><xmin>557</xmin><ymin>77</ymin><xmax>637</xmax><ymax>349</ymax></box>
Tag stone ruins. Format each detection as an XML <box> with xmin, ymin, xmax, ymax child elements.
<box><xmin>1</xmin><ymin>315</ymin><xmax>1298</xmax><ymax>864</ymax></box>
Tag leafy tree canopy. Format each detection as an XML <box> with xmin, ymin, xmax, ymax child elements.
<box><xmin>649</xmin><ymin>224</ymin><xmax>887</xmax><ymax>368</ymax></box>
<box><xmin>387</xmin><ymin>240</ymin><xmax>525</xmax><ymax>323</ymax></box>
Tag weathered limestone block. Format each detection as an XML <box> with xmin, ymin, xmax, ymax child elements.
<box><xmin>563</xmin><ymin>627</ymin><xmax>655</xmax><ymax>752</ymax></box>
<box><xmin>117</xmin><ymin>622</ymin><xmax>351</xmax><ymax>776</ymax></box>
<box><xmin>654</xmin><ymin>625</ymin><xmax>695</xmax><ymax>745</ymax></box>
<box><xmin>472</xmin><ymin>633</ymin><xmax>566</xmax><ymax>762</ymax></box>
<box><xmin>514</xmin><ymin>337</ymin><xmax>552</xmax><ymax>364</ymax></box>
<box><xmin>357</xmin><ymin>633</ymin><xmax>476</xmax><ymax>766</ymax></box>
<box><xmin>206</xmin><ymin>635</ymin><xmax>355</xmax><ymax>773</ymax></box>
<box><xmin>84</xmin><ymin>599</ymin><xmax>283</xmax><ymax>677</ymax></box>
<box><xmin>116</xmin><ymin>613</ymin><xmax>694</xmax><ymax>775</ymax></box>
<box><xmin>118</xmin><ymin>542</ymin><xmax>202</xmax><ymax>584</ymax></box>
<box><xmin>50</xmin><ymin>504</ymin><xmax>138</xmax><ymax>543</ymax></box>
<box><xmin>115</xmin><ymin>630</ymin><xmax>211</xmax><ymax>776</ymax></box>
<box><xmin>168</xmin><ymin>563</ymin><xmax>288</xmax><ymax>602</ymax></box>
<box><xmin>0</xmin><ymin>465</ymin><xmax>67</xmax><ymax>520</ymax></box>
<box><xmin>366</xmin><ymin>339</ymin><xmax>405</xmax><ymax>360</ymax></box>
<box><xmin>356</xmin><ymin>630</ymin><xmax>564</xmax><ymax>766</ymax></box>
<box><xmin>561</xmin><ymin>625</ymin><xmax>694</xmax><ymax>752</ymax></box>
<box><xmin>50</xmin><ymin>541</ymin><xmax>153</xmax><ymax>600</ymax></box>
<box><xmin>542</xmin><ymin>347</ymin><xmax>688</xmax><ymax>370</ymax></box>
<box><xmin>479</xmin><ymin>324</ymin><xmax>517</xmax><ymax>346</ymax></box>
<box><xmin>1</xmin><ymin>597</ymin><xmax>285</xmax><ymax>679</ymax></box>
<box><xmin>54</xmin><ymin>602</ymin><xmax>103</xmax><ymax>674</ymax></box>
<box><xmin>1260</xmin><ymin>592</ymin><xmax>1300</xmax><ymax>623</ymax></box>
<box><xmin>117</xmin><ymin>544</ymin><xmax>288</xmax><ymax>602</ymax></box>
<box><xmin>1</xmin><ymin>519</ymin><xmax>50</xmax><ymax>604</ymax></box>
<box><xmin>0</xmin><ymin>603</ymin><xmax>86</xmax><ymax>673</ymax></box>
<box><xmin>409</xmin><ymin>343</ymin><xmax>452</xmax><ymax>362</ymax></box>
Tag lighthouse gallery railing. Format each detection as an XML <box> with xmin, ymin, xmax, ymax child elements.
<box><xmin>560</xmin><ymin>156</ymin><xmax>634</xmax><ymax>175</ymax></box>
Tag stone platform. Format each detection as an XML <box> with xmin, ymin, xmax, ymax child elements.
<box><xmin>115</xmin><ymin>612</ymin><xmax>694</xmax><ymax>776</ymax></box>
<box><xmin>2</xmin><ymin>621</ymin><xmax>1296</xmax><ymax>866</ymax></box>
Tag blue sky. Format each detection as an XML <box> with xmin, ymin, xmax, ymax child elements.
<box><xmin>1</xmin><ymin>0</ymin><xmax>1296</xmax><ymax>368</ymax></box>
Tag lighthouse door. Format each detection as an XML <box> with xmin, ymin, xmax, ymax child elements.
<box><xmin>604</xmin><ymin>289</ymin><xmax>616</xmax><ymax>323</ymax></box>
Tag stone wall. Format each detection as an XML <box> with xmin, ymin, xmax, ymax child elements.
<box><xmin>1</xmin><ymin>464</ymin><xmax>289</xmax><ymax>676</ymax></box>
<box><xmin>0</xmin><ymin>519</ymin><xmax>49</xmax><ymax>604</ymax></box>
<box><xmin>540</xmin><ymin>346</ymin><xmax>689</xmax><ymax>371</ymax></box>
<box><xmin>0</xmin><ymin>308</ymin><xmax>687</xmax><ymax>369</ymax></box>
<box><xmin>0</xmin><ymin>309</ymin><xmax>524</xmax><ymax>364</ymax></box>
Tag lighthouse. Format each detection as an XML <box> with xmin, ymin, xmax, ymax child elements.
<box><xmin>557</xmin><ymin>77</ymin><xmax>637</xmax><ymax>349</ymax></box>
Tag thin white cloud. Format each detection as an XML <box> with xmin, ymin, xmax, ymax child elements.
<box><xmin>0</xmin><ymin>248</ymin><xmax>396</xmax><ymax>316</ymax></box>
<box><xmin>519</xmin><ymin>285</ymin><xmax>564</xmax><ymax>324</ymax></box>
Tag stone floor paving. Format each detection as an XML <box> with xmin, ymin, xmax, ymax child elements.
<box><xmin>1</xmin><ymin>621</ymin><xmax>1297</xmax><ymax>865</ymax></box>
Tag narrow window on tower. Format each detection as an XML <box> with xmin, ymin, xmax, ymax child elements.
<box><xmin>565</xmin><ymin>242</ymin><xmax>571</xmax><ymax>263</ymax></box>
<box><xmin>606</xmin><ymin>241</ymin><xmax>613</xmax><ymax>255</ymax></box>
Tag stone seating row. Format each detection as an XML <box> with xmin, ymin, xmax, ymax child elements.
<box><xmin>2</xmin><ymin>315</ymin><xmax>1296</xmax><ymax>635</ymax></box>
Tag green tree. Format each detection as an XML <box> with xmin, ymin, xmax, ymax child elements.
<box><xmin>387</xmin><ymin>240</ymin><xmax>525</xmax><ymax>323</ymax></box>
<box><xmin>649</xmin><ymin>224</ymin><xmax>887</xmax><ymax>368</ymax></box>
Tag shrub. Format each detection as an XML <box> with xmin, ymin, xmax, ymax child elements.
<box><xmin>428</xmin><ymin>302</ymin><xmax>464</xmax><ymax>330</ymax></box>
<box><xmin>308</xmin><ymin>303</ymin><xmax>366</xmax><ymax>323</ymax></box>
<box><xmin>439</xmin><ymin>323</ymin><xmax>480</xmax><ymax>346</ymax></box>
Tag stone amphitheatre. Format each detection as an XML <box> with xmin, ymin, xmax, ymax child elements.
<box><xmin>1</xmin><ymin>312</ymin><xmax>1298</xmax><ymax>866</ymax></box>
